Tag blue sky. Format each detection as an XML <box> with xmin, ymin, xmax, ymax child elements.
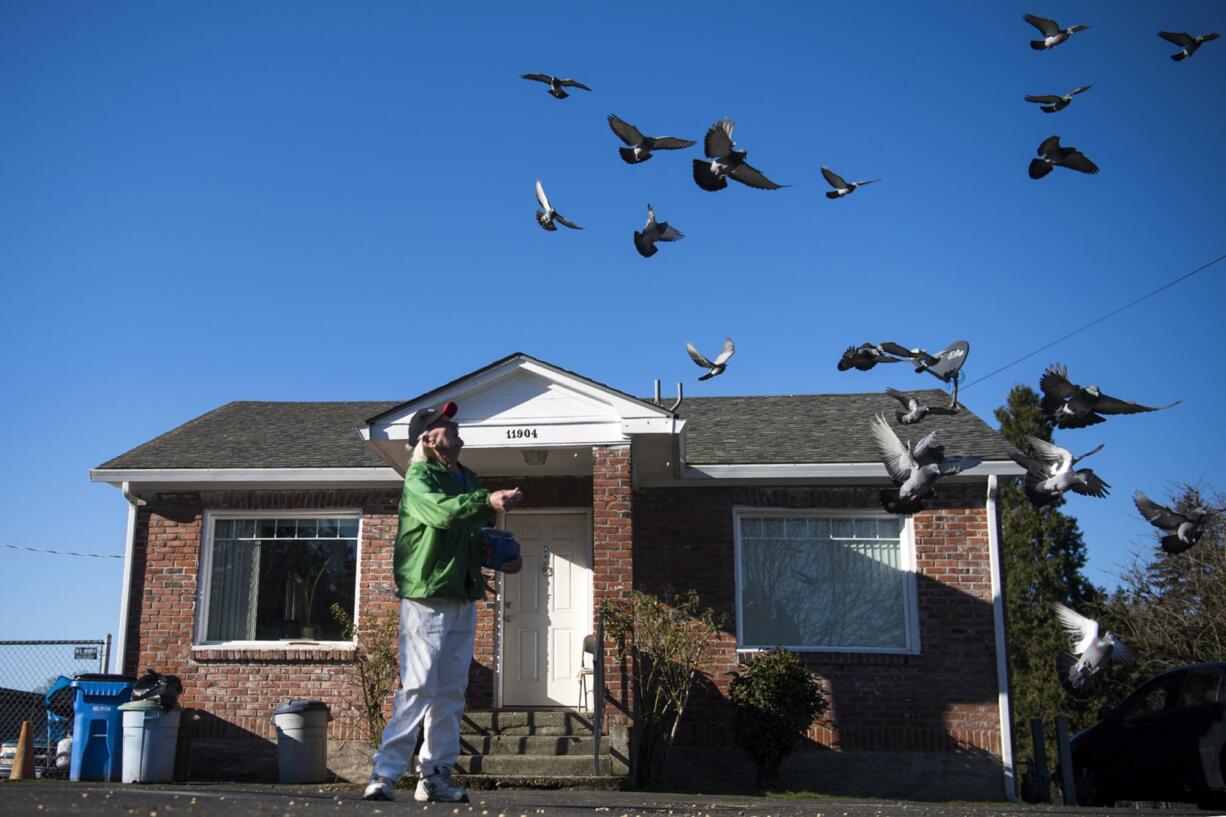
<box><xmin>2</xmin><ymin>1</ymin><xmax>1223</xmax><ymax>672</ymax></box>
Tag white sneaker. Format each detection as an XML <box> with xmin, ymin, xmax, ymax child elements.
<box><xmin>414</xmin><ymin>765</ymin><xmax>469</xmax><ymax>803</ymax></box>
<box><xmin>363</xmin><ymin>774</ymin><xmax>396</xmax><ymax>801</ymax></box>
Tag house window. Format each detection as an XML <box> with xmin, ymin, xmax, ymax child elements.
<box><xmin>734</xmin><ymin>509</ymin><xmax>916</xmax><ymax>652</ymax></box>
<box><xmin>201</xmin><ymin>514</ymin><xmax>359</xmax><ymax>643</ymax></box>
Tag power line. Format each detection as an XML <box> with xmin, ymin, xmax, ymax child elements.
<box><xmin>2</xmin><ymin>543</ymin><xmax>123</xmax><ymax>560</ymax></box>
<box><xmin>961</xmin><ymin>252</ymin><xmax>1226</xmax><ymax>393</ymax></box>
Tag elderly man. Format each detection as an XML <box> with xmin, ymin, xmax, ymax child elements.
<box><xmin>364</xmin><ymin>400</ymin><xmax>523</xmax><ymax>803</ymax></box>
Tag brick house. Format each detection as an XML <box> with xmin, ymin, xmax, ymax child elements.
<box><xmin>90</xmin><ymin>353</ymin><xmax>1023</xmax><ymax>799</ymax></box>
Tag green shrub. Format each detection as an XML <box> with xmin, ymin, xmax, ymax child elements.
<box><xmin>729</xmin><ymin>648</ymin><xmax>828</xmax><ymax>787</ymax></box>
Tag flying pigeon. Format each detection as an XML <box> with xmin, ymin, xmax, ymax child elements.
<box><xmin>1029</xmin><ymin>135</ymin><xmax>1099</xmax><ymax>179</ymax></box>
<box><xmin>521</xmin><ymin>73</ymin><xmax>592</xmax><ymax>99</ymax></box>
<box><xmin>885</xmin><ymin>388</ymin><xmax>958</xmax><ymax>425</ymax></box>
<box><xmin>1039</xmin><ymin>363</ymin><xmax>1182</xmax><ymax>429</ymax></box>
<box><xmin>1159</xmin><ymin>31</ymin><xmax>1219</xmax><ymax>61</ymax></box>
<box><xmin>633</xmin><ymin>204</ymin><xmax>684</xmax><ymax>258</ymax></box>
<box><xmin>1010</xmin><ymin>434</ymin><xmax>1108</xmax><ymax>507</ymax></box>
<box><xmin>821</xmin><ymin>166</ymin><xmax>881</xmax><ymax>199</ymax></box>
<box><xmin>1133</xmin><ymin>491</ymin><xmax>1222</xmax><ymax>554</ymax></box>
<box><xmin>1053</xmin><ymin>602</ymin><xmax>1134</xmax><ymax>699</ymax></box>
<box><xmin>879</xmin><ymin>342</ymin><xmax>946</xmax><ymax>375</ymax></box>
<box><xmin>870</xmin><ymin>414</ymin><xmax>982</xmax><ymax>514</ymax></box>
<box><xmin>686</xmin><ymin>338</ymin><xmax>734</xmax><ymax>381</ymax></box>
<box><xmin>838</xmin><ymin>343</ymin><xmax>904</xmax><ymax>372</ymax></box>
<box><xmin>607</xmin><ymin>115</ymin><xmax>695</xmax><ymax>165</ymax></box>
<box><xmin>1024</xmin><ymin>85</ymin><xmax>1093</xmax><ymax>113</ymax></box>
<box><xmin>692</xmin><ymin>118</ymin><xmax>786</xmax><ymax>192</ymax></box>
<box><xmin>1024</xmin><ymin>13</ymin><xmax>1090</xmax><ymax>50</ymax></box>
<box><xmin>534</xmin><ymin>181</ymin><xmax>583</xmax><ymax>232</ymax></box>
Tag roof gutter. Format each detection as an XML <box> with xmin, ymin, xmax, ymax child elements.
<box><xmin>986</xmin><ymin>474</ymin><xmax>1019</xmax><ymax>802</ymax></box>
<box><xmin>115</xmin><ymin>481</ymin><xmax>144</xmax><ymax>675</ymax></box>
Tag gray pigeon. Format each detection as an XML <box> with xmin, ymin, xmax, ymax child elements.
<box><xmin>1025</xmin><ymin>13</ymin><xmax>1090</xmax><ymax>50</ymax></box>
<box><xmin>1010</xmin><ymin>434</ymin><xmax>1108</xmax><ymax>507</ymax></box>
<box><xmin>1053</xmin><ymin>602</ymin><xmax>1134</xmax><ymax>699</ymax></box>
<box><xmin>534</xmin><ymin>181</ymin><xmax>583</xmax><ymax>231</ymax></box>
<box><xmin>1159</xmin><ymin>31</ymin><xmax>1219</xmax><ymax>61</ymax></box>
<box><xmin>1029</xmin><ymin>135</ymin><xmax>1099</xmax><ymax>179</ymax></box>
<box><xmin>1024</xmin><ymin>85</ymin><xmax>1092</xmax><ymax>113</ymax></box>
<box><xmin>870</xmin><ymin>414</ymin><xmax>982</xmax><ymax>514</ymax></box>
<box><xmin>692</xmin><ymin>118</ymin><xmax>786</xmax><ymax>192</ymax></box>
<box><xmin>521</xmin><ymin>73</ymin><xmax>592</xmax><ymax>99</ymax></box>
<box><xmin>1133</xmin><ymin>490</ymin><xmax>1222</xmax><ymax>554</ymax></box>
<box><xmin>821</xmin><ymin>166</ymin><xmax>881</xmax><ymax>199</ymax></box>
<box><xmin>686</xmin><ymin>338</ymin><xmax>734</xmax><ymax>380</ymax></box>
<box><xmin>633</xmin><ymin>204</ymin><xmax>684</xmax><ymax>258</ymax></box>
<box><xmin>1040</xmin><ymin>363</ymin><xmax>1182</xmax><ymax>428</ymax></box>
<box><xmin>838</xmin><ymin>343</ymin><xmax>904</xmax><ymax>372</ymax></box>
<box><xmin>885</xmin><ymin>388</ymin><xmax>959</xmax><ymax>425</ymax></box>
<box><xmin>607</xmin><ymin>115</ymin><xmax>695</xmax><ymax>164</ymax></box>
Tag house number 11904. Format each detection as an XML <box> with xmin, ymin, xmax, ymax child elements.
<box><xmin>506</xmin><ymin>428</ymin><xmax>539</xmax><ymax>439</ymax></box>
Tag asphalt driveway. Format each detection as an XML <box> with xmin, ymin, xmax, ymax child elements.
<box><xmin>0</xmin><ymin>782</ymin><xmax>1217</xmax><ymax>817</ymax></box>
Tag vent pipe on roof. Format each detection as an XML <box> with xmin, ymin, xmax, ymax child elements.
<box><xmin>669</xmin><ymin>382</ymin><xmax>683</xmax><ymax>412</ymax></box>
<box><xmin>653</xmin><ymin>379</ymin><xmax>661</xmax><ymax>405</ymax></box>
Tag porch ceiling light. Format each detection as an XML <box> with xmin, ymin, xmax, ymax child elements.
<box><xmin>522</xmin><ymin>449</ymin><xmax>550</xmax><ymax>466</ymax></box>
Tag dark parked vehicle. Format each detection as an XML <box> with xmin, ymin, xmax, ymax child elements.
<box><xmin>1071</xmin><ymin>662</ymin><xmax>1226</xmax><ymax>808</ymax></box>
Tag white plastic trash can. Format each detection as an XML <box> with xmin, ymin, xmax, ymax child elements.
<box><xmin>272</xmin><ymin>699</ymin><xmax>331</xmax><ymax>784</ymax></box>
<box><xmin>119</xmin><ymin>700</ymin><xmax>180</xmax><ymax>784</ymax></box>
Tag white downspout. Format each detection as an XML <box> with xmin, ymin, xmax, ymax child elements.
<box><xmin>986</xmin><ymin>474</ymin><xmax>1019</xmax><ymax>802</ymax></box>
<box><xmin>115</xmin><ymin>481</ymin><xmax>142</xmax><ymax>675</ymax></box>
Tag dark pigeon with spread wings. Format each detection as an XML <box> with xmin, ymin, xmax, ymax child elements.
<box><xmin>1029</xmin><ymin>135</ymin><xmax>1099</xmax><ymax>179</ymax></box>
<box><xmin>633</xmin><ymin>204</ymin><xmax>684</xmax><ymax>258</ymax></box>
<box><xmin>692</xmin><ymin>119</ymin><xmax>786</xmax><ymax>191</ymax></box>
<box><xmin>686</xmin><ymin>338</ymin><xmax>735</xmax><ymax>380</ymax></box>
<box><xmin>522</xmin><ymin>73</ymin><xmax>592</xmax><ymax>99</ymax></box>
<box><xmin>607</xmin><ymin>115</ymin><xmax>695</xmax><ymax>164</ymax></box>
<box><xmin>1024</xmin><ymin>13</ymin><xmax>1090</xmax><ymax>50</ymax></box>
<box><xmin>1025</xmin><ymin>85</ymin><xmax>1092</xmax><ymax>113</ymax></box>
<box><xmin>534</xmin><ymin>181</ymin><xmax>583</xmax><ymax>231</ymax></box>
<box><xmin>1039</xmin><ymin>363</ymin><xmax>1181</xmax><ymax>428</ymax></box>
<box><xmin>1159</xmin><ymin>31</ymin><xmax>1219</xmax><ymax>61</ymax></box>
<box><xmin>1134</xmin><ymin>491</ymin><xmax>1222</xmax><ymax>554</ymax></box>
<box><xmin>821</xmin><ymin>166</ymin><xmax>881</xmax><ymax>199</ymax></box>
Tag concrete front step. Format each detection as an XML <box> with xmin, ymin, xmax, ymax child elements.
<box><xmin>456</xmin><ymin>754</ymin><xmax>612</xmax><ymax>776</ymax></box>
<box><xmin>403</xmin><ymin>773</ymin><xmax>627</xmax><ymax>792</ymax></box>
<box><xmin>460</xmin><ymin>735</ymin><xmax>597</xmax><ymax>756</ymax></box>
<box><xmin>461</xmin><ymin>710</ymin><xmax>595</xmax><ymax>736</ymax></box>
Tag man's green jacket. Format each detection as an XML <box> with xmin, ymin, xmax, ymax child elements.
<box><xmin>394</xmin><ymin>459</ymin><xmax>495</xmax><ymax>601</ymax></box>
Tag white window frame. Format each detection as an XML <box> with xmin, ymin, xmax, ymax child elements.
<box><xmin>194</xmin><ymin>508</ymin><xmax>364</xmax><ymax>649</ymax></box>
<box><xmin>732</xmin><ymin>506</ymin><xmax>920</xmax><ymax>655</ymax></box>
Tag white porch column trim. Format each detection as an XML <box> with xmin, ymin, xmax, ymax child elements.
<box><xmin>986</xmin><ymin>474</ymin><xmax>1019</xmax><ymax>802</ymax></box>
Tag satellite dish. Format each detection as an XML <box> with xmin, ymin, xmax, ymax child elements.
<box><xmin>926</xmin><ymin>340</ymin><xmax>969</xmax><ymax>383</ymax></box>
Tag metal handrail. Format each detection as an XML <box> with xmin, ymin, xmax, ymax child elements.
<box><xmin>592</xmin><ymin>609</ymin><xmax>605</xmax><ymax>775</ymax></box>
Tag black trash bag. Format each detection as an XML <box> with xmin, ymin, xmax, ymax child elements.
<box><xmin>132</xmin><ymin>669</ymin><xmax>183</xmax><ymax>710</ymax></box>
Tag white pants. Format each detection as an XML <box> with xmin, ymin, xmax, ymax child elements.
<box><xmin>371</xmin><ymin>598</ymin><xmax>476</xmax><ymax>780</ymax></box>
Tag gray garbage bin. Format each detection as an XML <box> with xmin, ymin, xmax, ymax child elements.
<box><xmin>119</xmin><ymin>700</ymin><xmax>180</xmax><ymax>783</ymax></box>
<box><xmin>272</xmin><ymin>699</ymin><xmax>331</xmax><ymax>783</ymax></box>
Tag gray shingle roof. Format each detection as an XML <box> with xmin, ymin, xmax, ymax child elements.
<box><xmin>95</xmin><ymin>390</ymin><xmax>1015</xmax><ymax>471</ymax></box>
<box><xmin>674</xmin><ymin>390</ymin><xmax>1016</xmax><ymax>465</ymax></box>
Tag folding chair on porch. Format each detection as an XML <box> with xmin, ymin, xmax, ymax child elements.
<box><xmin>576</xmin><ymin>633</ymin><xmax>597</xmax><ymax>713</ymax></box>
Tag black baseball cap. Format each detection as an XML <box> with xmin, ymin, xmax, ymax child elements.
<box><xmin>407</xmin><ymin>400</ymin><xmax>459</xmax><ymax>446</ymax></box>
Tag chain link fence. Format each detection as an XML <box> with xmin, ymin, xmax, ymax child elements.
<box><xmin>0</xmin><ymin>638</ymin><xmax>110</xmax><ymax>777</ymax></box>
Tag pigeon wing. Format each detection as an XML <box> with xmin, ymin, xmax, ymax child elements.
<box><xmin>728</xmin><ymin>162</ymin><xmax>785</xmax><ymax>190</ymax></box>
<box><xmin>553</xmin><ymin>213</ymin><xmax>583</xmax><ymax>230</ymax></box>
<box><xmin>1027</xmin><ymin>435</ymin><xmax>1073</xmax><ymax>469</ymax></box>
<box><xmin>712</xmin><ymin>337</ymin><xmax>735</xmax><ymax>366</ymax></box>
<box><xmin>1037</xmin><ymin>135</ymin><xmax>1062</xmax><ymax>157</ymax></box>
<box><xmin>704</xmin><ymin>119</ymin><xmax>735</xmax><ymax>158</ymax></box>
<box><xmin>1039</xmin><ymin>363</ymin><xmax>1076</xmax><ymax>413</ymax></box>
<box><xmin>878</xmin><ymin>341</ymin><xmax>914</xmax><ymax>359</ymax></box>
<box><xmin>633</xmin><ymin>231</ymin><xmax>656</xmax><ymax>258</ymax></box>
<box><xmin>912</xmin><ymin>429</ymin><xmax>939</xmax><ymax>461</ymax></box>
<box><xmin>1092</xmin><ymin>393</ymin><xmax>1181</xmax><ymax>415</ymax></box>
<box><xmin>656</xmin><ymin>223</ymin><xmax>684</xmax><ymax>242</ymax></box>
<box><xmin>870</xmin><ymin>414</ymin><xmax>916</xmax><ymax>483</ymax></box>
<box><xmin>1026</xmin><ymin>95</ymin><xmax>1063</xmax><ymax>104</ymax></box>
<box><xmin>534</xmin><ymin>181</ymin><xmax>551</xmax><ymax>212</ymax></box>
<box><xmin>1133</xmin><ymin>491</ymin><xmax>1187</xmax><ymax>531</ymax></box>
<box><xmin>1159</xmin><ymin>31</ymin><xmax>1196</xmax><ymax>47</ymax></box>
<box><xmin>1071</xmin><ymin>471</ymin><xmax>1110</xmax><ymax>498</ymax></box>
<box><xmin>885</xmin><ymin>387</ymin><xmax>916</xmax><ymax>410</ymax></box>
<box><xmin>821</xmin><ymin>166</ymin><xmax>847</xmax><ymax>189</ymax></box>
<box><xmin>650</xmin><ymin>137</ymin><xmax>695</xmax><ymax>150</ymax></box>
<box><xmin>1109</xmin><ymin>636</ymin><xmax>1135</xmax><ymax>666</ymax></box>
<box><xmin>607</xmin><ymin>115</ymin><xmax>643</xmax><ymax>146</ymax></box>
<box><xmin>522</xmin><ymin>73</ymin><xmax>553</xmax><ymax>84</ymax></box>
<box><xmin>686</xmin><ymin>342</ymin><xmax>714</xmax><ymax>369</ymax></box>
<box><xmin>560</xmin><ymin>79</ymin><xmax>592</xmax><ymax>91</ymax></box>
<box><xmin>1025</xmin><ymin>14</ymin><xmax>1061</xmax><ymax>36</ymax></box>
<box><xmin>1060</xmin><ymin>150</ymin><xmax>1099</xmax><ymax>174</ymax></box>
<box><xmin>692</xmin><ymin>159</ymin><xmax>727</xmax><ymax>191</ymax></box>
<box><xmin>1053</xmin><ymin>602</ymin><xmax>1098</xmax><ymax>655</ymax></box>
<box><xmin>939</xmin><ymin>455</ymin><xmax>983</xmax><ymax>476</ymax></box>
<box><xmin>1070</xmin><ymin>85</ymin><xmax>1093</xmax><ymax>95</ymax></box>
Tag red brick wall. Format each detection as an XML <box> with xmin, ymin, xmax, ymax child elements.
<box><xmin>590</xmin><ymin>445</ymin><xmax>635</xmax><ymax>725</ymax></box>
<box><xmin>631</xmin><ymin>482</ymin><xmax>1002</xmax><ymax>758</ymax></box>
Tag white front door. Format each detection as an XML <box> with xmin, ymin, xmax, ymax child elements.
<box><xmin>500</xmin><ymin>511</ymin><xmax>592</xmax><ymax>707</ymax></box>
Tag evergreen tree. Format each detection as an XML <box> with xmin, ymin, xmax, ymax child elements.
<box><xmin>995</xmin><ymin>385</ymin><xmax>1104</xmax><ymax>789</ymax></box>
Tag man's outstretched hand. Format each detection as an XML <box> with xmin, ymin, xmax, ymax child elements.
<box><xmin>489</xmin><ymin>487</ymin><xmax>524</xmax><ymax>512</ymax></box>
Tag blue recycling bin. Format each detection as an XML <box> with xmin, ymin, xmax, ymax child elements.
<box><xmin>69</xmin><ymin>674</ymin><xmax>135</xmax><ymax>782</ymax></box>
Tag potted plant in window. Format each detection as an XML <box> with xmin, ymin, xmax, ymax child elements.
<box><xmin>299</xmin><ymin>557</ymin><xmax>331</xmax><ymax>640</ymax></box>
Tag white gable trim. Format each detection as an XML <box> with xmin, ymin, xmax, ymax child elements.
<box><xmin>681</xmin><ymin>460</ymin><xmax>1025</xmax><ymax>480</ymax></box>
<box><xmin>90</xmin><ymin>467</ymin><xmax>399</xmax><ymax>488</ymax></box>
